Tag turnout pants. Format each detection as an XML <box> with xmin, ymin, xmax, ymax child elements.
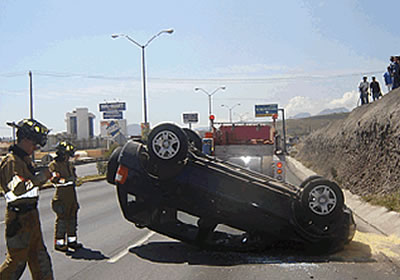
<box><xmin>0</xmin><ymin>208</ymin><xmax>53</xmax><ymax>280</ymax></box>
<box><xmin>51</xmin><ymin>199</ymin><xmax>79</xmax><ymax>241</ymax></box>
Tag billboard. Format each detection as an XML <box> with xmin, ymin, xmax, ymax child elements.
<box><xmin>99</xmin><ymin>102</ymin><xmax>126</xmax><ymax>112</ymax></box>
<box><xmin>255</xmin><ymin>104</ymin><xmax>278</xmax><ymax>117</ymax></box>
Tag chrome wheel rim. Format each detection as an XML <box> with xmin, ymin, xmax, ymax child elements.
<box><xmin>308</xmin><ymin>185</ymin><xmax>337</xmax><ymax>215</ymax></box>
<box><xmin>152</xmin><ymin>130</ymin><xmax>180</xmax><ymax>160</ymax></box>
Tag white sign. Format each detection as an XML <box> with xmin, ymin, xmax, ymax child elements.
<box><xmin>182</xmin><ymin>113</ymin><xmax>199</xmax><ymax>124</ymax></box>
<box><xmin>100</xmin><ymin>119</ymin><xmax>127</xmax><ymax>138</ymax></box>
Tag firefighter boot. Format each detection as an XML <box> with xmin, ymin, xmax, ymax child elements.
<box><xmin>67</xmin><ymin>236</ymin><xmax>83</xmax><ymax>250</ymax></box>
<box><xmin>55</xmin><ymin>239</ymin><xmax>68</xmax><ymax>252</ymax></box>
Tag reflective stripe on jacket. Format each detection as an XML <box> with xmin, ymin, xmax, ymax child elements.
<box><xmin>4</xmin><ymin>186</ymin><xmax>39</xmax><ymax>203</ymax></box>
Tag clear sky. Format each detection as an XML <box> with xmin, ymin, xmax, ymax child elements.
<box><xmin>1</xmin><ymin>0</ymin><xmax>399</xmax><ymax>137</ymax></box>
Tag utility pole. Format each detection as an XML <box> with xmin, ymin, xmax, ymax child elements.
<box><xmin>278</xmin><ymin>108</ymin><xmax>287</xmax><ymax>154</ymax></box>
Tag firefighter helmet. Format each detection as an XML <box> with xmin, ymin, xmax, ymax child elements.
<box><xmin>56</xmin><ymin>141</ymin><xmax>76</xmax><ymax>157</ymax></box>
<box><xmin>8</xmin><ymin>119</ymin><xmax>49</xmax><ymax>147</ymax></box>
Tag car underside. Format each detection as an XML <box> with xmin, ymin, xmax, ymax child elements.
<box><xmin>107</xmin><ymin>123</ymin><xmax>356</xmax><ymax>253</ymax></box>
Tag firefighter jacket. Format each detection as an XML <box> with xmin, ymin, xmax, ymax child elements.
<box><xmin>49</xmin><ymin>158</ymin><xmax>78</xmax><ymax>203</ymax></box>
<box><xmin>0</xmin><ymin>145</ymin><xmax>49</xmax><ymax>206</ymax></box>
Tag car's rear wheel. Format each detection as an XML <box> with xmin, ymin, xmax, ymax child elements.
<box><xmin>148</xmin><ymin>123</ymin><xmax>188</xmax><ymax>163</ymax></box>
<box><xmin>301</xmin><ymin>178</ymin><xmax>344</xmax><ymax>219</ymax></box>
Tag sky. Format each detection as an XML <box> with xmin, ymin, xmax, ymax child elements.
<box><xmin>1</xmin><ymin>0</ymin><xmax>399</xmax><ymax>137</ymax></box>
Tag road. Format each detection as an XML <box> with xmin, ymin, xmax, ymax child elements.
<box><xmin>75</xmin><ymin>162</ymin><xmax>99</xmax><ymax>177</ymax></box>
<box><xmin>0</xmin><ymin>163</ymin><xmax>399</xmax><ymax>279</ymax></box>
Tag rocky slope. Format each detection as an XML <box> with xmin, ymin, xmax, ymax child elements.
<box><xmin>295</xmin><ymin>88</ymin><xmax>400</xmax><ymax>196</ymax></box>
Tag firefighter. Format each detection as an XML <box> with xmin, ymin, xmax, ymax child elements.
<box><xmin>49</xmin><ymin>141</ymin><xmax>83</xmax><ymax>252</ymax></box>
<box><xmin>0</xmin><ymin>119</ymin><xmax>53</xmax><ymax>279</ymax></box>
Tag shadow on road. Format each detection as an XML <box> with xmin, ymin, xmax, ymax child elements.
<box><xmin>66</xmin><ymin>246</ymin><xmax>109</xmax><ymax>261</ymax></box>
<box><xmin>129</xmin><ymin>240</ymin><xmax>374</xmax><ymax>266</ymax></box>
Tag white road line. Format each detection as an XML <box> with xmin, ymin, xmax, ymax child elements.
<box><xmin>0</xmin><ymin>221</ymin><xmax>4</xmax><ymax>225</ymax></box>
<box><xmin>108</xmin><ymin>231</ymin><xmax>155</xmax><ymax>264</ymax></box>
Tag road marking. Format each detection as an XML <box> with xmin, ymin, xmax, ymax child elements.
<box><xmin>0</xmin><ymin>221</ymin><xmax>4</xmax><ymax>225</ymax></box>
<box><xmin>108</xmin><ymin>231</ymin><xmax>155</xmax><ymax>263</ymax></box>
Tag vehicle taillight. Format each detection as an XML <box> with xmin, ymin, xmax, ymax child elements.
<box><xmin>274</xmin><ymin>160</ymin><xmax>285</xmax><ymax>182</ymax></box>
<box><xmin>115</xmin><ymin>165</ymin><xmax>129</xmax><ymax>184</ymax></box>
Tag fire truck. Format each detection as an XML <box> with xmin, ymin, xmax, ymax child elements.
<box><xmin>202</xmin><ymin>117</ymin><xmax>286</xmax><ymax>182</ymax></box>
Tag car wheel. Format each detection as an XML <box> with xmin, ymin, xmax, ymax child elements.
<box><xmin>106</xmin><ymin>146</ymin><xmax>122</xmax><ymax>185</ymax></box>
<box><xmin>301</xmin><ymin>178</ymin><xmax>344</xmax><ymax>218</ymax></box>
<box><xmin>299</xmin><ymin>175</ymin><xmax>323</xmax><ymax>189</ymax></box>
<box><xmin>183</xmin><ymin>128</ymin><xmax>202</xmax><ymax>151</ymax></box>
<box><xmin>148</xmin><ymin>123</ymin><xmax>188</xmax><ymax>163</ymax></box>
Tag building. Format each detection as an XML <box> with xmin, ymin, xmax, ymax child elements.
<box><xmin>66</xmin><ymin>108</ymin><xmax>95</xmax><ymax>140</ymax></box>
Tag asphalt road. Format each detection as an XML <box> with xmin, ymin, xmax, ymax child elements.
<box><xmin>0</xmin><ymin>163</ymin><xmax>399</xmax><ymax>279</ymax></box>
<box><xmin>74</xmin><ymin>162</ymin><xmax>99</xmax><ymax>177</ymax></box>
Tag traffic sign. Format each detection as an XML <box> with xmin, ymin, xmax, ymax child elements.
<box><xmin>255</xmin><ymin>104</ymin><xmax>278</xmax><ymax>117</ymax></box>
<box><xmin>103</xmin><ymin>111</ymin><xmax>123</xmax><ymax>119</ymax></box>
<box><xmin>99</xmin><ymin>102</ymin><xmax>126</xmax><ymax>112</ymax></box>
<box><xmin>182</xmin><ymin>113</ymin><xmax>199</xmax><ymax>124</ymax></box>
<box><xmin>105</xmin><ymin>120</ymin><xmax>120</xmax><ymax>137</ymax></box>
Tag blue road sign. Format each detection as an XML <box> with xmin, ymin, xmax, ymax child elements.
<box><xmin>103</xmin><ymin>111</ymin><xmax>123</xmax><ymax>119</ymax></box>
<box><xmin>255</xmin><ymin>104</ymin><xmax>278</xmax><ymax>117</ymax></box>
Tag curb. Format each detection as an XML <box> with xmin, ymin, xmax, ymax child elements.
<box><xmin>287</xmin><ymin>156</ymin><xmax>400</xmax><ymax>238</ymax></box>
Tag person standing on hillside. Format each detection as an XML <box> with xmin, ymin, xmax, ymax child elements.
<box><xmin>49</xmin><ymin>141</ymin><xmax>83</xmax><ymax>252</ymax></box>
<box><xmin>383</xmin><ymin>66</ymin><xmax>393</xmax><ymax>93</ymax></box>
<box><xmin>392</xmin><ymin>56</ymin><xmax>400</xmax><ymax>90</ymax></box>
<box><xmin>370</xmin><ymin>76</ymin><xmax>382</xmax><ymax>101</ymax></box>
<box><xmin>358</xmin><ymin>76</ymin><xmax>369</xmax><ymax>105</ymax></box>
<box><xmin>0</xmin><ymin>119</ymin><xmax>53</xmax><ymax>279</ymax></box>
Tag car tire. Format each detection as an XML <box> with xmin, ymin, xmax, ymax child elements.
<box><xmin>183</xmin><ymin>128</ymin><xmax>202</xmax><ymax>151</ymax></box>
<box><xmin>106</xmin><ymin>146</ymin><xmax>122</xmax><ymax>185</ymax></box>
<box><xmin>300</xmin><ymin>178</ymin><xmax>344</xmax><ymax>219</ymax></box>
<box><xmin>148</xmin><ymin>123</ymin><xmax>188</xmax><ymax>164</ymax></box>
<box><xmin>299</xmin><ymin>175</ymin><xmax>323</xmax><ymax>189</ymax></box>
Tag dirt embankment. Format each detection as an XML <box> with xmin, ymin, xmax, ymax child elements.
<box><xmin>295</xmin><ymin>88</ymin><xmax>400</xmax><ymax>196</ymax></box>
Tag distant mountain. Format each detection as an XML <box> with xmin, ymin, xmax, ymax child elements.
<box><xmin>317</xmin><ymin>107</ymin><xmax>349</xmax><ymax>116</ymax></box>
<box><xmin>291</xmin><ymin>112</ymin><xmax>312</xmax><ymax>119</ymax></box>
<box><xmin>127</xmin><ymin>124</ymin><xmax>141</xmax><ymax>136</ymax></box>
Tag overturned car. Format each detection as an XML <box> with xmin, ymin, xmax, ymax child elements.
<box><xmin>107</xmin><ymin>123</ymin><xmax>356</xmax><ymax>253</ymax></box>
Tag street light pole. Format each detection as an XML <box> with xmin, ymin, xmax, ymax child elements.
<box><xmin>29</xmin><ymin>71</ymin><xmax>33</xmax><ymax>119</ymax></box>
<box><xmin>141</xmin><ymin>46</ymin><xmax>147</xmax><ymax>123</ymax></box>
<box><xmin>221</xmin><ymin>103</ymin><xmax>240</xmax><ymax>123</ymax></box>
<box><xmin>112</xmin><ymin>29</ymin><xmax>174</xmax><ymax>125</ymax></box>
<box><xmin>194</xmin><ymin>86</ymin><xmax>226</xmax><ymax>129</ymax></box>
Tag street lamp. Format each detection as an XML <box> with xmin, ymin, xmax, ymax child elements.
<box><xmin>111</xmin><ymin>29</ymin><xmax>174</xmax><ymax>125</ymax></box>
<box><xmin>221</xmin><ymin>103</ymin><xmax>240</xmax><ymax>123</ymax></box>
<box><xmin>234</xmin><ymin>111</ymin><xmax>250</xmax><ymax>122</ymax></box>
<box><xmin>194</xmin><ymin>86</ymin><xmax>226</xmax><ymax>129</ymax></box>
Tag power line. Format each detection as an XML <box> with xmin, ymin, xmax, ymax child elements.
<box><xmin>0</xmin><ymin>69</ymin><xmax>384</xmax><ymax>83</ymax></box>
